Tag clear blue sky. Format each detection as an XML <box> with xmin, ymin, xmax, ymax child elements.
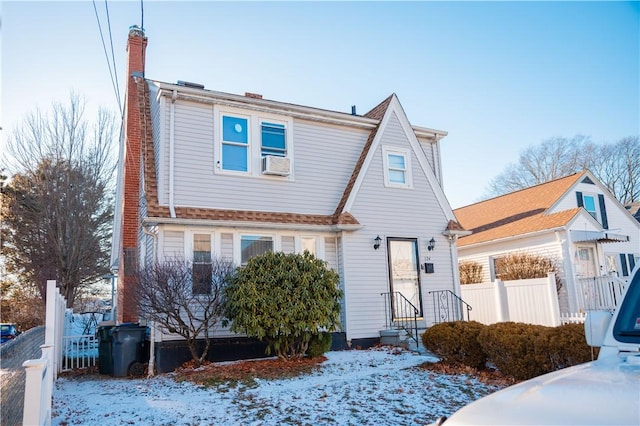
<box><xmin>2</xmin><ymin>1</ymin><xmax>638</xmax><ymax>208</ymax></box>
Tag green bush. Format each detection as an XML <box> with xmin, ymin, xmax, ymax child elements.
<box><xmin>479</xmin><ymin>322</ymin><xmax>551</xmax><ymax>380</ymax></box>
<box><xmin>421</xmin><ymin>321</ymin><xmax>487</xmax><ymax>369</ymax></box>
<box><xmin>224</xmin><ymin>251</ymin><xmax>342</xmax><ymax>361</ymax></box>
<box><xmin>306</xmin><ymin>332</ymin><xmax>332</xmax><ymax>358</ymax></box>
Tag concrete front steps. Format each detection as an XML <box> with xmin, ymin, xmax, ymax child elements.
<box><xmin>380</xmin><ymin>327</ymin><xmax>429</xmax><ymax>354</ymax></box>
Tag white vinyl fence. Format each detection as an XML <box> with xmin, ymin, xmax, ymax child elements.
<box><xmin>460</xmin><ymin>273</ymin><xmax>562</xmax><ymax>327</ymax></box>
<box><xmin>22</xmin><ymin>280</ymin><xmax>65</xmax><ymax>426</ymax></box>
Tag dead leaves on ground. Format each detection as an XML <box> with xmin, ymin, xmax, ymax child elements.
<box><xmin>174</xmin><ymin>356</ymin><xmax>328</xmax><ymax>387</ymax></box>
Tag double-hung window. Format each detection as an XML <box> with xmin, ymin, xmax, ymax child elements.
<box><xmin>192</xmin><ymin>234</ymin><xmax>212</xmax><ymax>294</ymax></box>
<box><xmin>582</xmin><ymin>194</ymin><xmax>598</xmax><ymax>220</ymax></box>
<box><xmin>241</xmin><ymin>235</ymin><xmax>273</xmax><ymax>265</ymax></box>
<box><xmin>261</xmin><ymin>122</ymin><xmax>286</xmax><ymax>157</ymax></box>
<box><xmin>221</xmin><ymin>115</ymin><xmax>249</xmax><ymax>172</ymax></box>
<box><xmin>383</xmin><ymin>147</ymin><xmax>412</xmax><ymax>188</ymax></box>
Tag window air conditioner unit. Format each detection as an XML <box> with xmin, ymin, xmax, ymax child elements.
<box><xmin>262</xmin><ymin>155</ymin><xmax>291</xmax><ymax>176</ymax></box>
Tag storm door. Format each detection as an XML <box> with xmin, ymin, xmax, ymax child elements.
<box><xmin>387</xmin><ymin>238</ymin><xmax>423</xmax><ymax>318</ymax></box>
<box><xmin>575</xmin><ymin>246</ymin><xmax>597</xmax><ymax>278</ymax></box>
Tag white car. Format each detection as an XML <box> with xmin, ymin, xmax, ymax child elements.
<box><xmin>436</xmin><ymin>265</ymin><xmax>640</xmax><ymax>426</ymax></box>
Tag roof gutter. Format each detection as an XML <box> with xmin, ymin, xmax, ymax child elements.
<box><xmin>459</xmin><ymin>226</ymin><xmax>568</xmax><ymax>250</ymax></box>
<box><xmin>142</xmin><ymin>217</ymin><xmax>363</xmax><ymax>232</ymax></box>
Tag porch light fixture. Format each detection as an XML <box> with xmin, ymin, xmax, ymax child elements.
<box><xmin>427</xmin><ymin>237</ymin><xmax>436</xmax><ymax>251</ymax></box>
<box><xmin>373</xmin><ymin>235</ymin><xmax>382</xmax><ymax>250</ymax></box>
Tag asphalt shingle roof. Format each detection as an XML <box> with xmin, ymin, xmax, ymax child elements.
<box><xmin>453</xmin><ymin>173</ymin><xmax>585</xmax><ymax>247</ymax></box>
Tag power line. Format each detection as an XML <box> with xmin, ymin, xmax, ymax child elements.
<box><xmin>104</xmin><ymin>0</ymin><xmax>122</xmax><ymax>114</ymax></box>
<box><xmin>92</xmin><ymin>0</ymin><xmax>122</xmax><ymax>116</ymax></box>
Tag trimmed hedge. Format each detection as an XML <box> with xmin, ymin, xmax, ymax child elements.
<box><xmin>421</xmin><ymin>321</ymin><xmax>596</xmax><ymax>380</ymax></box>
<box><xmin>421</xmin><ymin>321</ymin><xmax>487</xmax><ymax>369</ymax></box>
<box><xmin>478</xmin><ymin>322</ymin><xmax>550</xmax><ymax>380</ymax></box>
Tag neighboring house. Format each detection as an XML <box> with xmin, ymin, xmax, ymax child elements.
<box><xmin>111</xmin><ymin>27</ymin><xmax>467</xmax><ymax>370</ymax></box>
<box><xmin>454</xmin><ymin>171</ymin><xmax>640</xmax><ymax>317</ymax></box>
<box><xmin>626</xmin><ymin>202</ymin><xmax>640</xmax><ymax>223</ymax></box>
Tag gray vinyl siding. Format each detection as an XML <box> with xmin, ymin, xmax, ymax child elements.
<box><xmin>162</xmin><ymin>230</ymin><xmax>184</xmax><ymax>259</ymax></box>
<box><xmin>159</xmin><ymin>99</ymin><xmax>368</xmax><ymax>214</ymax></box>
<box><xmin>324</xmin><ymin>237</ymin><xmax>338</xmax><ymax>271</ymax></box>
<box><xmin>172</xmin><ymin>101</ymin><xmax>215</xmax><ymax>204</ymax></box>
<box><xmin>343</xmin><ymin>112</ymin><xmax>454</xmax><ymax>338</ymax></box>
<box><xmin>281</xmin><ymin>236</ymin><xmax>295</xmax><ymax>254</ymax></box>
<box><xmin>220</xmin><ymin>233</ymin><xmax>233</xmax><ymax>260</ymax></box>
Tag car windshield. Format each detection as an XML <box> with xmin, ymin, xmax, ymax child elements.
<box><xmin>1</xmin><ymin>325</ymin><xmax>13</xmax><ymax>333</ymax></box>
<box><xmin>613</xmin><ymin>267</ymin><xmax>640</xmax><ymax>344</ymax></box>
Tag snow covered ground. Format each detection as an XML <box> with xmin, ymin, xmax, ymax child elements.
<box><xmin>52</xmin><ymin>347</ymin><xmax>505</xmax><ymax>425</ymax></box>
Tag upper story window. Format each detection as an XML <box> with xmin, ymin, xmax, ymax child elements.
<box><xmin>382</xmin><ymin>146</ymin><xmax>412</xmax><ymax>188</ymax></box>
<box><xmin>221</xmin><ymin>115</ymin><xmax>249</xmax><ymax>172</ymax></box>
<box><xmin>582</xmin><ymin>194</ymin><xmax>598</xmax><ymax>220</ymax></box>
<box><xmin>576</xmin><ymin>191</ymin><xmax>609</xmax><ymax>229</ymax></box>
<box><xmin>216</xmin><ymin>107</ymin><xmax>293</xmax><ymax>177</ymax></box>
<box><xmin>261</xmin><ymin>122</ymin><xmax>286</xmax><ymax>157</ymax></box>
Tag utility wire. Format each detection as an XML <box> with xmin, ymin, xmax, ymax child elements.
<box><xmin>104</xmin><ymin>0</ymin><xmax>122</xmax><ymax>114</ymax></box>
<box><xmin>92</xmin><ymin>0</ymin><xmax>122</xmax><ymax>116</ymax></box>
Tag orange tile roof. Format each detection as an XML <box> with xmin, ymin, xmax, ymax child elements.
<box><xmin>453</xmin><ymin>173</ymin><xmax>585</xmax><ymax>246</ymax></box>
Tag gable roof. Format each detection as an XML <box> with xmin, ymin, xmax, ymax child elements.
<box><xmin>139</xmin><ymin>81</ymin><xmax>452</xmax><ymax>230</ymax></box>
<box><xmin>454</xmin><ymin>172</ymin><xmax>586</xmax><ymax>247</ymax></box>
<box><xmin>335</xmin><ymin>93</ymin><xmax>460</xmax><ymax>227</ymax></box>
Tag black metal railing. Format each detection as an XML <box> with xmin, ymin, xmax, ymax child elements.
<box><xmin>381</xmin><ymin>292</ymin><xmax>419</xmax><ymax>344</ymax></box>
<box><xmin>428</xmin><ymin>290</ymin><xmax>472</xmax><ymax>323</ymax></box>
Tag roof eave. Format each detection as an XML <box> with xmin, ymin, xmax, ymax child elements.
<box><xmin>458</xmin><ymin>226</ymin><xmax>568</xmax><ymax>249</ymax></box>
<box><xmin>142</xmin><ymin>217</ymin><xmax>363</xmax><ymax>232</ymax></box>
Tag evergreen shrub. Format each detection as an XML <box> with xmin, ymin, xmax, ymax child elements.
<box><xmin>224</xmin><ymin>251</ymin><xmax>342</xmax><ymax>361</ymax></box>
<box><xmin>479</xmin><ymin>322</ymin><xmax>551</xmax><ymax>380</ymax></box>
<box><xmin>421</xmin><ymin>321</ymin><xmax>487</xmax><ymax>369</ymax></box>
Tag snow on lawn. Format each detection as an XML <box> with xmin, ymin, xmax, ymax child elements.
<box><xmin>52</xmin><ymin>347</ymin><xmax>505</xmax><ymax>425</ymax></box>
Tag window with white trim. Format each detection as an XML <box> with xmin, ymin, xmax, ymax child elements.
<box><xmin>221</xmin><ymin>115</ymin><xmax>249</xmax><ymax>172</ymax></box>
<box><xmin>301</xmin><ymin>236</ymin><xmax>317</xmax><ymax>256</ymax></box>
<box><xmin>215</xmin><ymin>107</ymin><xmax>293</xmax><ymax>177</ymax></box>
<box><xmin>192</xmin><ymin>233</ymin><xmax>212</xmax><ymax>294</ymax></box>
<box><xmin>582</xmin><ymin>194</ymin><xmax>598</xmax><ymax>220</ymax></box>
<box><xmin>261</xmin><ymin>121</ymin><xmax>286</xmax><ymax>157</ymax></box>
<box><xmin>241</xmin><ymin>235</ymin><xmax>273</xmax><ymax>265</ymax></box>
<box><xmin>382</xmin><ymin>146</ymin><xmax>412</xmax><ymax>188</ymax></box>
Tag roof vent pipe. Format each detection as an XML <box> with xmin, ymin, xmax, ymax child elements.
<box><xmin>177</xmin><ymin>80</ymin><xmax>205</xmax><ymax>89</ymax></box>
<box><xmin>351</xmin><ymin>105</ymin><xmax>357</xmax><ymax>115</ymax></box>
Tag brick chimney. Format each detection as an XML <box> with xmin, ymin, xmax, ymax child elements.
<box><xmin>118</xmin><ymin>26</ymin><xmax>148</xmax><ymax>323</ymax></box>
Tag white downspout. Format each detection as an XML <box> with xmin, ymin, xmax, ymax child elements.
<box><xmin>169</xmin><ymin>90</ymin><xmax>177</xmax><ymax>218</ymax></box>
<box><xmin>141</xmin><ymin>225</ymin><xmax>158</xmax><ymax>377</ymax></box>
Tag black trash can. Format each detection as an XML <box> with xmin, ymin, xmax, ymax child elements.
<box><xmin>112</xmin><ymin>323</ymin><xmax>147</xmax><ymax>377</ymax></box>
<box><xmin>97</xmin><ymin>325</ymin><xmax>115</xmax><ymax>375</ymax></box>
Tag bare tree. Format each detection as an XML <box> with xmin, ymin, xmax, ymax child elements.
<box><xmin>135</xmin><ymin>257</ymin><xmax>235</xmax><ymax>367</ymax></box>
<box><xmin>590</xmin><ymin>136</ymin><xmax>640</xmax><ymax>204</ymax></box>
<box><xmin>0</xmin><ymin>93</ymin><xmax>116</xmax><ymax>307</ymax></box>
<box><xmin>486</xmin><ymin>135</ymin><xmax>639</xmax><ymax>204</ymax></box>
